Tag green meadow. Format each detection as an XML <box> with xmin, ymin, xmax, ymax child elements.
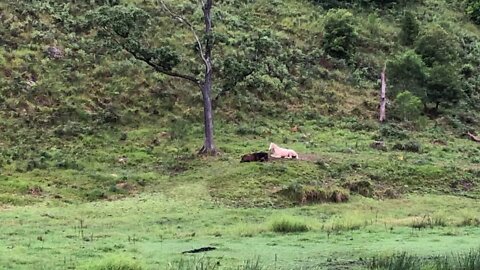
<box><xmin>1</xmin><ymin>122</ymin><xmax>480</xmax><ymax>269</ymax></box>
<box><xmin>2</xmin><ymin>0</ymin><xmax>480</xmax><ymax>269</ymax></box>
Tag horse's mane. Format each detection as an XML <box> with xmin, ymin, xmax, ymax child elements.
<box><xmin>269</xmin><ymin>143</ymin><xmax>278</xmax><ymax>151</ymax></box>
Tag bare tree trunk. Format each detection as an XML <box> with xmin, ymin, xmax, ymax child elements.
<box><xmin>198</xmin><ymin>0</ymin><xmax>217</xmax><ymax>155</ymax></box>
<box><xmin>379</xmin><ymin>64</ymin><xmax>387</xmax><ymax>122</ymax></box>
<box><xmin>199</xmin><ymin>75</ymin><xmax>216</xmax><ymax>154</ymax></box>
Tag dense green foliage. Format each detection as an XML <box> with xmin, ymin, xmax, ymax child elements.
<box><xmin>415</xmin><ymin>25</ymin><xmax>459</xmax><ymax>67</ymax></box>
<box><xmin>392</xmin><ymin>91</ymin><xmax>422</xmax><ymax>121</ymax></box>
<box><xmin>387</xmin><ymin>50</ymin><xmax>428</xmax><ymax>102</ymax></box>
<box><xmin>399</xmin><ymin>11</ymin><xmax>419</xmax><ymax>46</ymax></box>
<box><xmin>323</xmin><ymin>9</ymin><xmax>358</xmax><ymax>60</ymax></box>
<box><xmin>427</xmin><ymin>65</ymin><xmax>462</xmax><ymax>109</ymax></box>
<box><xmin>466</xmin><ymin>0</ymin><xmax>480</xmax><ymax>24</ymax></box>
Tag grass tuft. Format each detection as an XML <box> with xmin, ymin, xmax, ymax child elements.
<box><xmin>167</xmin><ymin>257</ymin><xmax>219</xmax><ymax>270</ymax></box>
<box><xmin>269</xmin><ymin>216</ymin><xmax>309</xmax><ymax>233</ymax></box>
<box><xmin>80</xmin><ymin>256</ymin><xmax>144</xmax><ymax>270</ymax></box>
<box><xmin>370</xmin><ymin>248</ymin><xmax>480</xmax><ymax>270</ymax></box>
<box><xmin>369</xmin><ymin>252</ymin><xmax>421</xmax><ymax>270</ymax></box>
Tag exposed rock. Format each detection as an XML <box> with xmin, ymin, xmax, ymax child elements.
<box><xmin>46</xmin><ymin>46</ymin><xmax>64</xmax><ymax>59</ymax></box>
<box><xmin>370</xmin><ymin>140</ymin><xmax>387</xmax><ymax>151</ymax></box>
<box><xmin>393</xmin><ymin>141</ymin><xmax>421</xmax><ymax>153</ymax></box>
<box><xmin>450</xmin><ymin>179</ymin><xmax>475</xmax><ymax>192</ymax></box>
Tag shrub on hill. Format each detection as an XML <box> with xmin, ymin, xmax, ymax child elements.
<box><xmin>323</xmin><ymin>9</ymin><xmax>358</xmax><ymax>61</ymax></box>
<box><xmin>426</xmin><ymin>65</ymin><xmax>462</xmax><ymax>110</ymax></box>
<box><xmin>393</xmin><ymin>91</ymin><xmax>422</xmax><ymax>122</ymax></box>
<box><xmin>415</xmin><ymin>25</ymin><xmax>459</xmax><ymax>67</ymax></box>
<box><xmin>399</xmin><ymin>11</ymin><xmax>419</xmax><ymax>46</ymax></box>
<box><xmin>466</xmin><ymin>0</ymin><xmax>480</xmax><ymax>24</ymax></box>
<box><xmin>387</xmin><ymin>50</ymin><xmax>428</xmax><ymax>103</ymax></box>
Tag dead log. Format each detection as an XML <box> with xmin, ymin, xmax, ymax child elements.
<box><xmin>379</xmin><ymin>64</ymin><xmax>387</xmax><ymax>122</ymax></box>
<box><xmin>182</xmin><ymin>246</ymin><xmax>216</xmax><ymax>254</ymax></box>
<box><xmin>467</xmin><ymin>132</ymin><xmax>480</xmax><ymax>142</ymax></box>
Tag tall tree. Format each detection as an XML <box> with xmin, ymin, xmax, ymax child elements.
<box><xmin>89</xmin><ymin>0</ymin><xmax>217</xmax><ymax>155</ymax></box>
<box><xmin>387</xmin><ymin>50</ymin><xmax>428</xmax><ymax>104</ymax></box>
<box><xmin>399</xmin><ymin>11</ymin><xmax>419</xmax><ymax>46</ymax></box>
<box><xmin>415</xmin><ymin>25</ymin><xmax>459</xmax><ymax>67</ymax></box>
<box><xmin>426</xmin><ymin>65</ymin><xmax>462</xmax><ymax>110</ymax></box>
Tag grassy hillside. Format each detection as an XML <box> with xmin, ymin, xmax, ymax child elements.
<box><xmin>1</xmin><ymin>0</ymin><xmax>479</xmax><ymax>203</ymax></box>
<box><xmin>1</xmin><ymin>0</ymin><xmax>480</xmax><ymax>269</ymax></box>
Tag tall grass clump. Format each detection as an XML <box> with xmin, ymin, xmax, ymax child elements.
<box><xmin>323</xmin><ymin>213</ymin><xmax>365</xmax><ymax>234</ymax></box>
<box><xmin>237</xmin><ymin>258</ymin><xmax>264</xmax><ymax>270</ymax></box>
<box><xmin>167</xmin><ymin>257</ymin><xmax>219</xmax><ymax>270</ymax></box>
<box><xmin>269</xmin><ymin>216</ymin><xmax>309</xmax><ymax>233</ymax></box>
<box><xmin>80</xmin><ymin>256</ymin><xmax>144</xmax><ymax>270</ymax></box>
<box><xmin>370</xmin><ymin>248</ymin><xmax>480</xmax><ymax>270</ymax></box>
<box><xmin>369</xmin><ymin>252</ymin><xmax>421</xmax><ymax>270</ymax></box>
<box><xmin>444</xmin><ymin>248</ymin><xmax>480</xmax><ymax>270</ymax></box>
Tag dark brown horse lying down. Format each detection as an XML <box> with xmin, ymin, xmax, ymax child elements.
<box><xmin>240</xmin><ymin>152</ymin><xmax>269</xmax><ymax>163</ymax></box>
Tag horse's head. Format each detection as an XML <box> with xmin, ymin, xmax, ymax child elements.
<box><xmin>269</xmin><ymin>143</ymin><xmax>277</xmax><ymax>153</ymax></box>
<box><xmin>269</xmin><ymin>143</ymin><xmax>275</xmax><ymax>150</ymax></box>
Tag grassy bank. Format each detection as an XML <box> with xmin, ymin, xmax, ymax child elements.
<box><xmin>1</xmin><ymin>193</ymin><xmax>479</xmax><ymax>269</ymax></box>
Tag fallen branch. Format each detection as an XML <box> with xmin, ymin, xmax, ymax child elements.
<box><xmin>182</xmin><ymin>246</ymin><xmax>216</xmax><ymax>254</ymax></box>
<box><xmin>379</xmin><ymin>64</ymin><xmax>387</xmax><ymax>122</ymax></box>
<box><xmin>467</xmin><ymin>132</ymin><xmax>480</xmax><ymax>142</ymax></box>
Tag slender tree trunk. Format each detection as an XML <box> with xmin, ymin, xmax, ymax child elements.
<box><xmin>198</xmin><ymin>0</ymin><xmax>216</xmax><ymax>155</ymax></box>
<box><xmin>379</xmin><ymin>64</ymin><xmax>387</xmax><ymax>122</ymax></box>
<box><xmin>199</xmin><ymin>74</ymin><xmax>216</xmax><ymax>154</ymax></box>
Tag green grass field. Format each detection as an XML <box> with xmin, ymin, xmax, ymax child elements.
<box><xmin>1</xmin><ymin>193</ymin><xmax>479</xmax><ymax>269</ymax></box>
<box><xmin>1</xmin><ymin>121</ymin><xmax>480</xmax><ymax>269</ymax></box>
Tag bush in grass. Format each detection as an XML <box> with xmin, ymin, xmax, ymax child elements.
<box><xmin>393</xmin><ymin>140</ymin><xmax>422</xmax><ymax>153</ymax></box>
<box><xmin>387</xmin><ymin>50</ymin><xmax>428</xmax><ymax>103</ymax></box>
<box><xmin>279</xmin><ymin>183</ymin><xmax>350</xmax><ymax>204</ymax></box>
<box><xmin>85</xmin><ymin>189</ymin><xmax>107</xmax><ymax>201</ymax></box>
<box><xmin>377</xmin><ymin>124</ymin><xmax>409</xmax><ymax>140</ymax></box>
<box><xmin>392</xmin><ymin>91</ymin><xmax>422</xmax><ymax>122</ymax></box>
<box><xmin>269</xmin><ymin>216</ymin><xmax>309</xmax><ymax>233</ymax></box>
<box><xmin>166</xmin><ymin>257</ymin><xmax>219</xmax><ymax>270</ymax></box>
<box><xmin>369</xmin><ymin>252</ymin><xmax>421</xmax><ymax>270</ymax></box>
<box><xmin>370</xmin><ymin>249</ymin><xmax>480</xmax><ymax>270</ymax></box>
<box><xmin>344</xmin><ymin>179</ymin><xmax>373</xmax><ymax>197</ymax></box>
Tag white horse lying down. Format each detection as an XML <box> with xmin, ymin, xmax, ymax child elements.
<box><xmin>269</xmin><ymin>143</ymin><xmax>299</xmax><ymax>159</ymax></box>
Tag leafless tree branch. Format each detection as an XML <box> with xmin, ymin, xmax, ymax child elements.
<box><xmin>156</xmin><ymin>0</ymin><xmax>208</xmax><ymax>67</ymax></box>
<box><xmin>107</xmin><ymin>27</ymin><xmax>200</xmax><ymax>84</ymax></box>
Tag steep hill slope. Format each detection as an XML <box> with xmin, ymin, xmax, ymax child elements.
<box><xmin>0</xmin><ymin>0</ymin><xmax>479</xmax><ymax>204</ymax></box>
<box><xmin>1</xmin><ymin>1</ymin><xmax>480</xmax><ymax>269</ymax></box>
